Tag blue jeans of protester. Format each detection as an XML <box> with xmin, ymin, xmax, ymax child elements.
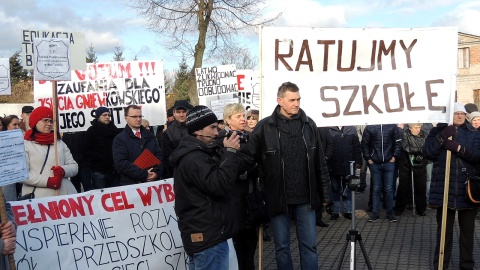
<box><xmin>92</xmin><ymin>171</ymin><xmax>114</xmax><ymax>189</ymax></box>
<box><xmin>369</xmin><ymin>162</ymin><xmax>395</xmax><ymax>215</ymax></box>
<box><xmin>270</xmin><ymin>204</ymin><xmax>318</xmax><ymax>270</ymax></box>
<box><xmin>330</xmin><ymin>175</ymin><xmax>352</xmax><ymax>214</ymax></box>
<box><xmin>187</xmin><ymin>240</ymin><xmax>229</xmax><ymax>270</ymax></box>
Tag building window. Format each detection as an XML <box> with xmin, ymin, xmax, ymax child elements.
<box><xmin>458</xmin><ymin>47</ymin><xmax>470</xmax><ymax>69</ymax></box>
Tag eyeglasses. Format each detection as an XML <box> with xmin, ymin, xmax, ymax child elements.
<box><xmin>41</xmin><ymin>119</ymin><xmax>54</xmax><ymax>124</ymax></box>
<box><xmin>127</xmin><ymin>115</ymin><xmax>143</xmax><ymax>119</ymax></box>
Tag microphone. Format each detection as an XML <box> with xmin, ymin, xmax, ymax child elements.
<box><xmin>196</xmin><ymin>134</ymin><xmax>217</xmax><ymax>139</ymax></box>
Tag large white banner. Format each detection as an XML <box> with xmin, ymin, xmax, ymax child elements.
<box><xmin>261</xmin><ymin>27</ymin><xmax>458</xmax><ymax>126</ymax></box>
<box><xmin>34</xmin><ymin>60</ymin><xmax>166</xmax><ymax>132</ymax></box>
<box><xmin>11</xmin><ymin>179</ymin><xmax>188</xmax><ymax>270</ymax></box>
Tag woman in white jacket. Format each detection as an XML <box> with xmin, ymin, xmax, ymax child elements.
<box><xmin>21</xmin><ymin>106</ymin><xmax>78</xmax><ymax>198</ymax></box>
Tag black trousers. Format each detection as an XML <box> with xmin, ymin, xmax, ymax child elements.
<box><xmin>233</xmin><ymin>227</ymin><xmax>258</xmax><ymax>270</ymax></box>
<box><xmin>394</xmin><ymin>164</ymin><xmax>427</xmax><ymax>213</ymax></box>
<box><xmin>433</xmin><ymin>208</ymin><xmax>476</xmax><ymax>269</ymax></box>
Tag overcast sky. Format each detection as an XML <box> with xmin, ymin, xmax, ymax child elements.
<box><xmin>1</xmin><ymin>0</ymin><xmax>479</xmax><ymax>70</ymax></box>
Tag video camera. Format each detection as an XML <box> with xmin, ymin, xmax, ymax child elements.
<box><xmin>345</xmin><ymin>161</ymin><xmax>361</xmax><ymax>191</ymax></box>
<box><xmin>225</xmin><ymin>130</ymin><xmax>249</xmax><ymax>143</ymax></box>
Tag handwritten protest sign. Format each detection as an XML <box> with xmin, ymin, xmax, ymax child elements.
<box><xmin>0</xmin><ymin>58</ymin><xmax>11</xmax><ymax>95</ymax></box>
<box><xmin>0</xmin><ymin>130</ymin><xmax>27</xmax><ymax>186</ymax></box>
<box><xmin>237</xmin><ymin>70</ymin><xmax>260</xmax><ymax>111</ymax></box>
<box><xmin>34</xmin><ymin>60</ymin><xmax>166</xmax><ymax>132</ymax></box>
<box><xmin>261</xmin><ymin>27</ymin><xmax>457</xmax><ymax>126</ymax></box>
<box><xmin>195</xmin><ymin>65</ymin><xmax>238</xmax><ymax>98</ymax></box>
<box><xmin>33</xmin><ymin>38</ymin><xmax>71</xmax><ymax>81</ymax></box>
<box><xmin>21</xmin><ymin>29</ymin><xmax>85</xmax><ymax>70</ymax></box>
<box><xmin>11</xmin><ymin>179</ymin><xmax>188</xmax><ymax>270</ymax></box>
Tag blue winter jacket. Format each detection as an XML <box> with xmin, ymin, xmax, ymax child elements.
<box><xmin>361</xmin><ymin>124</ymin><xmax>402</xmax><ymax>164</ymax></box>
<box><xmin>422</xmin><ymin>123</ymin><xmax>480</xmax><ymax>209</ymax></box>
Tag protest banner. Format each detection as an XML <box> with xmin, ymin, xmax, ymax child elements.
<box><xmin>237</xmin><ymin>70</ymin><xmax>260</xmax><ymax>111</ymax></box>
<box><xmin>260</xmin><ymin>27</ymin><xmax>458</xmax><ymax>126</ymax></box>
<box><xmin>34</xmin><ymin>60</ymin><xmax>166</xmax><ymax>132</ymax></box>
<box><xmin>0</xmin><ymin>130</ymin><xmax>28</xmax><ymax>186</ymax></box>
<box><xmin>11</xmin><ymin>179</ymin><xmax>188</xmax><ymax>270</ymax></box>
<box><xmin>0</xmin><ymin>58</ymin><xmax>11</xmax><ymax>95</ymax></box>
<box><xmin>21</xmin><ymin>29</ymin><xmax>85</xmax><ymax>70</ymax></box>
<box><xmin>195</xmin><ymin>64</ymin><xmax>238</xmax><ymax>98</ymax></box>
<box><xmin>33</xmin><ymin>38</ymin><xmax>71</xmax><ymax>81</ymax></box>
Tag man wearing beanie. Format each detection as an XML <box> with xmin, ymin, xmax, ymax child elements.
<box><xmin>464</xmin><ymin>103</ymin><xmax>478</xmax><ymax>123</ymax></box>
<box><xmin>113</xmin><ymin>105</ymin><xmax>164</xmax><ymax>185</ymax></box>
<box><xmin>239</xmin><ymin>82</ymin><xmax>331</xmax><ymax>270</ymax></box>
<box><xmin>84</xmin><ymin>107</ymin><xmax>120</xmax><ymax>188</ymax></box>
<box><xmin>169</xmin><ymin>105</ymin><xmax>242</xmax><ymax>269</ymax></box>
<box><xmin>162</xmin><ymin>100</ymin><xmax>192</xmax><ymax>179</ymax></box>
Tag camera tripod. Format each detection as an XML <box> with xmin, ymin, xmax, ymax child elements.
<box><xmin>337</xmin><ymin>162</ymin><xmax>373</xmax><ymax>270</ymax></box>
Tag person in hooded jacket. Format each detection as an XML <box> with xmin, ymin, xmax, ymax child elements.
<box><xmin>423</xmin><ymin>102</ymin><xmax>480</xmax><ymax>270</ymax></box>
<box><xmin>169</xmin><ymin>105</ymin><xmax>242</xmax><ymax>269</ymax></box>
<box><xmin>84</xmin><ymin>107</ymin><xmax>120</xmax><ymax>188</ymax></box>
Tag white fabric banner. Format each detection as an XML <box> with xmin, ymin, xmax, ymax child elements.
<box><xmin>261</xmin><ymin>27</ymin><xmax>458</xmax><ymax>126</ymax></box>
<box><xmin>33</xmin><ymin>60</ymin><xmax>166</xmax><ymax>132</ymax></box>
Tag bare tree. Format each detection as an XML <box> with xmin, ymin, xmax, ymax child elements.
<box><xmin>219</xmin><ymin>44</ymin><xmax>258</xmax><ymax>70</ymax></box>
<box><xmin>129</xmin><ymin>0</ymin><xmax>278</xmax><ymax>104</ymax></box>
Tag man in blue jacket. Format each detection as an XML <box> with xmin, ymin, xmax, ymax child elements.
<box><xmin>361</xmin><ymin>124</ymin><xmax>402</xmax><ymax>223</ymax></box>
<box><xmin>113</xmin><ymin>105</ymin><xmax>163</xmax><ymax>185</ymax></box>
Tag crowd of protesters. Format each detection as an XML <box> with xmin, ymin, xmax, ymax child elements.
<box><xmin>1</xmin><ymin>86</ymin><xmax>479</xmax><ymax>270</ymax></box>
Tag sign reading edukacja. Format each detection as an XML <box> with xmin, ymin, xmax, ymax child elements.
<box><xmin>260</xmin><ymin>27</ymin><xmax>457</xmax><ymax>126</ymax></box>
<box><xmin>34</xmin><ymin>60</ymin><xmax>166</xmax><ymax>132</ymax></box>
<box><xmin>11</xmin><ymin>179</ymin><xmax>188</xmax><ymax>270</ymax></box>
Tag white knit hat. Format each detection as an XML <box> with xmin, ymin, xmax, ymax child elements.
<box><xmin>454</xmin><ymin>102</ymin><xmax>467</xmax><ymax>114</ymax></box>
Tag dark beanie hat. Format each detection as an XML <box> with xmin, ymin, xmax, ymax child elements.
<box><xmin>464</xmin><ymin>103</ymin><xmax>478</xmax><ymax>113</ymax></box>
<box><xmin>95</xmin><ymin>107</ymin><xmax>110</xmax><ymax>120</ymax></box>
<box><xmin>186</xmin><ymin>106</ymin><xmax>218</xmax><ymax>134</ymax></box>
<box><xmin>167</xmin><ymin>107</ymin><xmax>174</xmax><ymax>117</ymax></box>
<box><xmin>29</xmin><ymin>106</ymin><xmax>53</xmax><ymax>128</ymax></box>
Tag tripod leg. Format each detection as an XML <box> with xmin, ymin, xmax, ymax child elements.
<box><xmin>336</xmin><ymin>234</ymin><xmax>350</xmax><ymax>270</ymax></box>
<box><xmin>357</xmin><ymin>237</ymin><xmax>373</xmax><ymax>270</ymax></box>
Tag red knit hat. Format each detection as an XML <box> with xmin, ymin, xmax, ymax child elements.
<box><xmin>29</xmin><ymin>106</ymin><xmax>53</xmax><ymax>129</ymax></box>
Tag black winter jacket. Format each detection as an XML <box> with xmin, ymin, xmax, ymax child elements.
<box><xmin>328</xmin><ymin>126</ymin><xmax>362</xmax><ymax>175</ymax></box>
<box><xmin>423</xmin><ymin>123</ymin><xmax>480</xmax><ymax>209</ymax></box>
<box><xmin>239</xmin><ymin>106</ymin><xmax>331</xmax><ymax>216</ymax></box>
<box><xmin>399</xmin><ymin>129</ymin><xmax>428</xmax><ymax>169</ymax></box>
<box><xmin>169</xmin><ymin>134</ymin><xmax>241</xmax><ymax>255</ymax></box>
<box><xmin>84</xmin><ymin>120</ymin><xmax>119</xmax><ymax>173</ymax></box>
<box><xmin>162</xmin><ymin>120</ymin><xmax>188</xmax><ymax>178</ymax></box>
<box><xmin>112</xmin><ymin>125</ymin><xmax>164</xmax><ymax>185</ymax></box>
<box><xmin>361</xmin><ymin>124</ymin><xmax>402</xmax><ymax>164</ymax></box>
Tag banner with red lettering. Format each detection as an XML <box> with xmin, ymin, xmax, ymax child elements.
<box><xmin>261</xmin><ymin>27</ymin><xmax>457</xmax><ymax>126</ymax></box>
<box><xmin>11</xmin><ymin>179</ymin><xmax>187</xmax><ymax>270</ymax></box>
<box><xmin>33</xmin><ymin>60</ymin><xmax>166</xmax><ymax>132</ymax></box>
<box><xmin>237</xmin><ymin>70</ymin><xmax>260</xmax><ymax>112</ymax></box>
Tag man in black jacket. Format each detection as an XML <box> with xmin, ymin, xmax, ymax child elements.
<box><xmin>113</xmin><ymin>105</ymin><xmax>163</xmax><ymax>185</ymax></box>
<box><xmin>162</xmin><ymin>100</ymin><xmax>192</xmax><ymax>178</ymax></box>
<box><xmin>240</xmin><ymin>82</ymin><xmax>331</xmax><ymax>270</ymax></box>
<box><xmin>84</xmin><ymin>107</ymin><xmax>120</xmax><ymax>188</ymax></box>
<box><xmin>361</xmin><ymin>124</ymin><xmax>402</xmax><ymax>223</ymax></box>
<box><xmin>169</xmin><ymin>105</ymin><xmax>241</xmax><ymax>269</ymax></box>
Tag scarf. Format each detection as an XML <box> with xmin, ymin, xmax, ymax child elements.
<box><xmin>24</xmin><ymin>129</ymin><xmax>55</xmax><ymax>145</ymax></box>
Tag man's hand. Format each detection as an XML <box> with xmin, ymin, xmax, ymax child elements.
<box><xmin>356</xmin><ymin>164</ymin><xmax>362</xmax><ymax>169</ymax></box>
<box><xmin>390</xmin><ymin>157</ymin><xmax>396</xmax><ymax>163</ymax></box>
<box><xmin>368</xmin><ymin>159</ymin><xmax>373</xmax><ymax>165</ymax></box>
<box><xmin>147</xmin><ymin>168</ymin><xmax>158</xmax><ymax>181</ymax></box>
<box><xmin>223</xmin><ymin>131</ymin><xmax>241</xmax><ymax>150</ymax></box>
<box><xmin>0</xmin><ymin>221</ymin><xmax>15</xmax><ymax>239</ymax></box>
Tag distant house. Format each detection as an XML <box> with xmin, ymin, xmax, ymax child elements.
<box><xmin>457</xmin><ymin>32</ymin><xmax>480</xmax><ymax>106</ymax></box>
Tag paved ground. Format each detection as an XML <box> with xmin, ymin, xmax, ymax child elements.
<box><xmin>254</xmin><ymin>180</ymin><xmax>480</xmax><ymax>270</ymax></box>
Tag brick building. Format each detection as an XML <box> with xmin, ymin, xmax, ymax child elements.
<box><xmin>457</xmin><ymin>32</ymin><xmax>480</xmax><ymax>105</ymax></box>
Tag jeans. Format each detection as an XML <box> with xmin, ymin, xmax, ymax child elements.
<box><xmin>369</xmin><ymin>162</ymin><xmax>395</xmax><ymax>215</ymax></box>
<box><xmin>330</xmin><ymin>175</ymin><xmax>351</xmax><ymax>214</ymax></box>
<box><xmin>91</xmin><ymin>171</ymin><xmax>115</xmax><ymax>189</ymax></box>
<box><xmin>270</xmin><ymin>204</ymin><xmax>317</xmax><ymax>270</ymax></box>
<box><xmin>187</xmin><ymin>241</ymin><xmax>229</xmax><ymax>270</ymax></box>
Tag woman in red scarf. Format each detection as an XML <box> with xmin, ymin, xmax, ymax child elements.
<box><xmin>21</xmin><ymin>106</ymin><xmax>78</xmax><ymax>198</ymax></box>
